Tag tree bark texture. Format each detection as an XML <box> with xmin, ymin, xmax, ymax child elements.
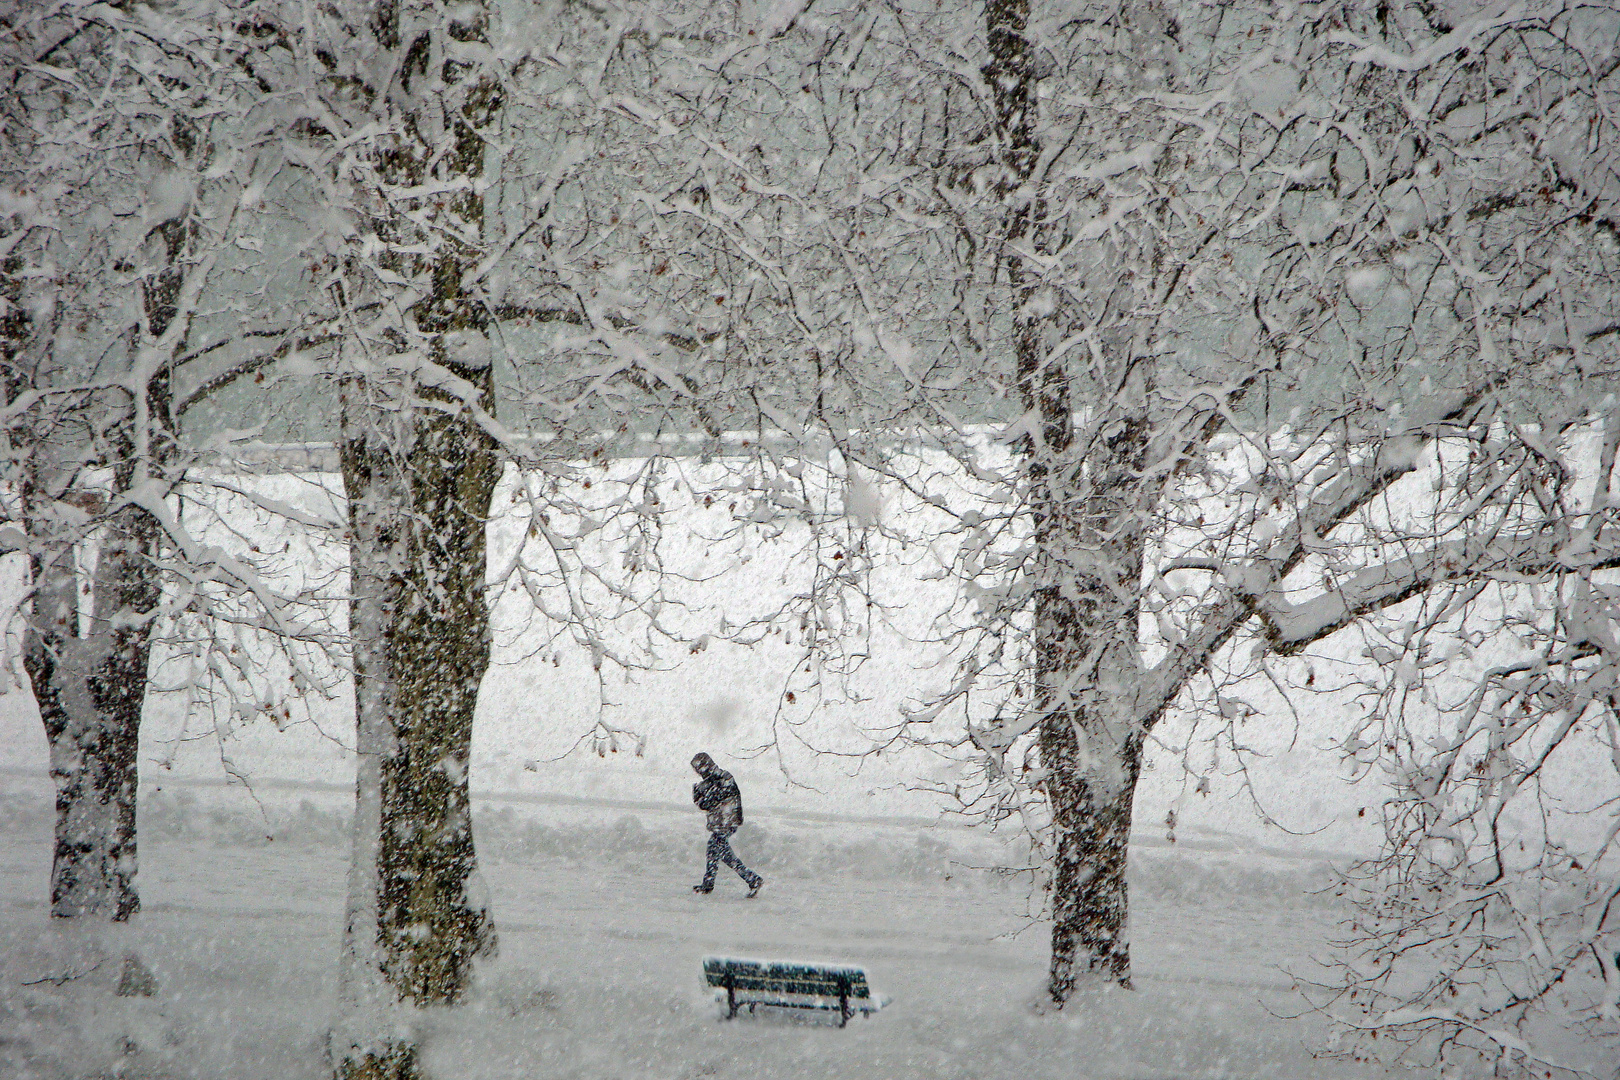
<box><xmin>336</xmin><ymin>349</ymin><xmax>501</xmax><ymax>1080</ymax></box>
<box><xmin>987</xmin><ymin>0</ymin><xmax>1153</xmax><ymax>999</ymax></box>
<box><xmin>1032</xmin><ymin>425</ymin><xmax>1148</xmax><ymax>998</ymax></box>
<box><xmin>22</xmin><ymin>504</ymin><xmax>160</xmax><ymax>921</ymax></box>
<box><xmin>340</xmin><ymin>377</ymin><xmax>501</xmax><ymax>1005</ymax></box>
<box><xmin>333</xmin><ymin>7</ymin><xmax>502</xmax><ymax>1076</ymax></box>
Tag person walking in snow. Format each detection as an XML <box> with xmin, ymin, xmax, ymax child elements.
<box><xmin>690</xmin><ymin>752</ymin><xmax>764</xmax><ymax>897</ymax></box>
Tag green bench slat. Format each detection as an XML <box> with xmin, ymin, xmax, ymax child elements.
<box><xmin>722</xmin><ymin>977</ymin><xmax>870</xmax><ymax>997</ymax></box>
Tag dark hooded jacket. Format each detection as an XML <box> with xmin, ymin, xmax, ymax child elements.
<box><xmin>691</xmin><ymin>753</ymin><xmax>743</xmax><ymax>832</ymax></box>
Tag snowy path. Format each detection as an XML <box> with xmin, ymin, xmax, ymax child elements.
<box><xmin>464</xmin><ymin>864</ymin><xmax>1335</xmax><ymax>1080</ymax></box>
<box><xmin>0</xmin><ymin>794</ymin><xmax>1395</xmax><ymax>1080</ymax></box>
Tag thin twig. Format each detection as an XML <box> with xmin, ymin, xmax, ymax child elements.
<box><xmin>22</xmin><ymin>960</ymin><xmax>103</xmax><ymax>987</ymax></box>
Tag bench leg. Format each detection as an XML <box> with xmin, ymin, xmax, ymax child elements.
<box><xmin>726</xmin><ymin>974</ymin><xmax>737</xmax><ymax>1019</ymax></box>
<box><xmin>839</xmin><ymin>982</ymin><xmax>849</xmax><ymax>1027</ymax></box>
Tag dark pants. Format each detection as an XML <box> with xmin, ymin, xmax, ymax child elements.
<box><xmin>702</xmin><ymin>827</ymin><xmax>760</xmax><ymax>890</ymax></box>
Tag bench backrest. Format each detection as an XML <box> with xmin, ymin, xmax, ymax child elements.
<box><xmin>703</xmin><ymin>957</ymin><xmax>871</xmax><ymax>1000</ymax></box>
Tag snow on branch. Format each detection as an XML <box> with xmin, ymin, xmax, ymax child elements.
<box><xmin>1136</xmin><ymin>384</ymin><xmax>1498</xmax><ymax>730</ymax></box>
<box><xmin>1260</xmin><ymin>530</ymin><xmax>1620</xmax><ymax>654</ymax></box>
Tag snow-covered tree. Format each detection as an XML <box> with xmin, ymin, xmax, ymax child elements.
<box><xmin>563</xmin><ymin>1</ymin><xmax>1620</xmax><ymax>1049</ymax></box>
<box><xmin>1264</xmin><ymin>8</ymin><xmax>1620</xmax><ymax>1074</ymax></box>
<box><xmin>253</xmin><ymin>2</ymin><xmax>504</xmax><ymax>1074</ymax></box>
<box><xmin>275</xmin><ymin>1</ymin><xmax>716</xmax><ymax>1073</ymax></box>
<box><xmin>1</xmin><ymin>0</ymin><xmax>722</xmax><ymax>1066</ymax></box>
<box><xmin>0</xmin><ymin>0</ymin><xmax>323</xmax><ymax>929</ymax></box>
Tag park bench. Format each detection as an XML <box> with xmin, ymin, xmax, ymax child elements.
<box><xmin>701</xmin><ymin>956</ymin><xmax>883</xmax><ymax>1027</ymax></box>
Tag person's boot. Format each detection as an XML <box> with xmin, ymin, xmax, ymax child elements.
<box><xmin>693</xmin><ymin>884</ymin><xmax>713</xmax><ymax>894</ymax></box>
<box><xmin>745</xmin><ymin>877</ymin><xmax>764</xmax><ymax>899</ymax></box>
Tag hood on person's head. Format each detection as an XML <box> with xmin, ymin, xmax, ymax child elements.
<box><xmin>691</xmin><ymin>752</ymin><xmax>716</xmax><ymax>776</ymax></box>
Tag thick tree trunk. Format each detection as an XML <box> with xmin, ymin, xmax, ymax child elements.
<box><xmin>1032</xmin><ymin>441</ymin><xmax>1147</xmax><ymax>997</ymax></box>
<box><xmin>28</xmin><ymin>629</ymin><xmax>140</xmax><ymax>923</ymax></box>
<box><xmin>333</xmin><ymin>9</ymin><xmax>503</xmax><ymax>1074</ymax></box>
<box><xmin>379</xmin><ymin>406</ymin><xmax>500</xmax><ymax>1000</ymax></box>
<box><xmin>987</xmin><ymin>0</ymin><xmax>1153</xmax><ymax>999</ymax></box>
<box><xmin>1042</xmin><ymin>717</ymin><xmax>1142</xmax><ymax>993</ymax></box>
<box><xmin>335</xmin><ymin>358</ymin><xmax>501</xmax><ymax>1079</ymax></box>
<box><xmin>1026</xmin><ymin>404</ymin><xmax>1149</xmax><ymax>1000</ymax></box>
<box><xmin>22</xmin><ymin>502</ymin><xmax>161</xmax><ymax>923</ymax></box>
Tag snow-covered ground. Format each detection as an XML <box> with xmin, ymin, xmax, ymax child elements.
<box><xmin>0</xmin><ymin>769</ymin><xmax>1392</xmax><ymax>1080</ymax></box>
<box><xmin>0</xmin><ymin>455</ymin><xmax>1435</xmax><ymax>1078</ymax></box>
<box><xmin>1</xmin><ymin>452</ymin><xmax>1536</xmax><ymax>1077</ymax></box>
